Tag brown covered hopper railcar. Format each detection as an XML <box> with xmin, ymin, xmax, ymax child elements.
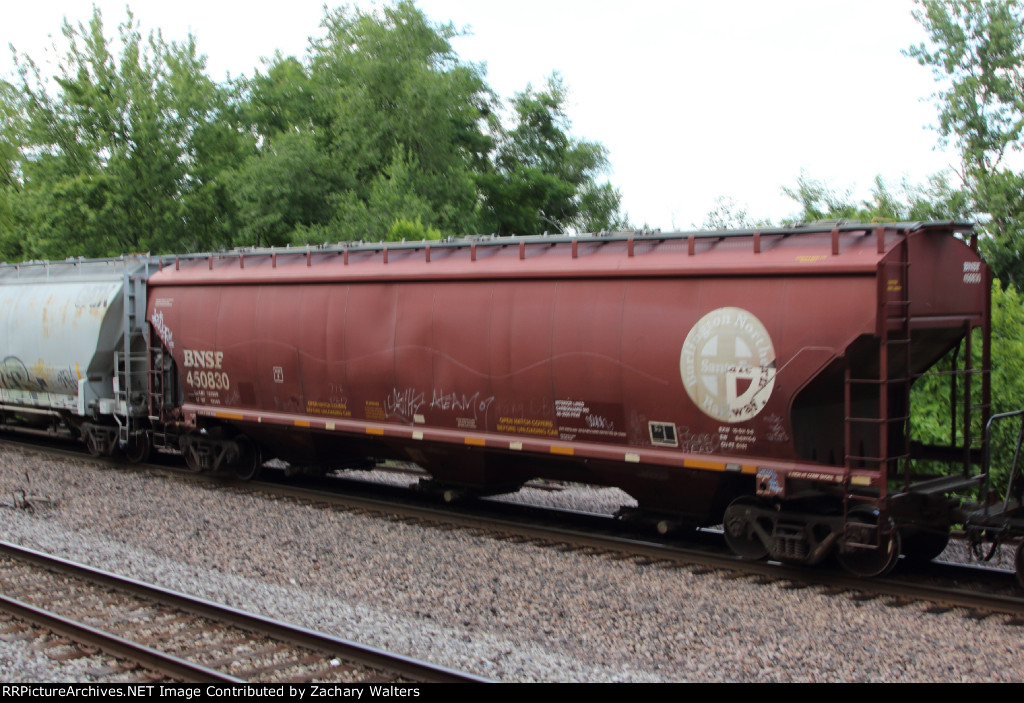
<box><xmin>145</xmin><ymin>221</ymin><xmax>995</xmax><ymax>577</ymax></box>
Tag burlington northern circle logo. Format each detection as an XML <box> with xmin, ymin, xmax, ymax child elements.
<box><xmin>680</xmin><ymin>307</ymin><xmax>777</xmax><ymax>423</ymax></box>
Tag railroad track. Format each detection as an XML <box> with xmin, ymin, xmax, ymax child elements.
<box><xmin>0</xmin><ymin>541</ymin><xmax>490</xmax><ymax>683</ymax></box>
<box><xmin>172</xmin><ymin>461</ymin><xmax>1024</xmax><ymax>621</ymax></box>
<box><xmin>6</xmin><ymin>436</ymin><xmax>1024</xmax><ymax>623</ymax></box>
<box><xmin>285</xmin><ymin>482</ymin><xmax>1024</xmax><ymax>619</ymax></box>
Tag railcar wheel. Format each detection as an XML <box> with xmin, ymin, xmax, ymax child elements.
<box><xmin>837</xmin><ymin>507</ymin><xmax>901</xmax><ymax>578</ymax></box>
<box><xmin>85</xmin><ymin>432</ymin><xmax>103</xmax><ymax>458</ymax></box>
<box><xmin>723</xmin><ymin>496</ymin><xmax>771</xmax><ymax>560</ymax></box>
<box><xmin>123</xmin><ymin>434</ymin><xmax>151</xmax><ymax>464</ymax></box>
<box><xmin>182</xmin><ymin>444</ymin><xmax>203</xmax><ymax>473</ymax></box>
<box><xmin>231</xmin><ymin>437</ymin><xmax>262</xmax><ymax>481</ymax></box>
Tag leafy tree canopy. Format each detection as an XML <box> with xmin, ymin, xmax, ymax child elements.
<box><xmin>4</xmin><ymin>7</ymin><xmax>253</xmax><ymax>258</ymax></box>
<box><xmin>700</xmin><ymin>196</ymin><xmax>773</xmax><ymax>230</ymax></box>
<box><xmin>479</xmin><ymin>74</ymin><xmax>629</xmax><ymax>235</ymax></box>
<box><xmin>907</xmin><ymin>0</ymin><xmax>1024</xmax><ymax>288</ymax></box>
<box><xmin>780</xmin><ymin>170</ymin><xmax>971</xmax><ymax>224</ymax></box>
<box><xmin>214</xmin><ymin>1</ymin><xmax>498</xmax><ymax>246</ymax></box>
<box><xmin>0</xmin><ymin>2</ymin><xmax>629</xmax><ymax>255</ymax></box>
<box><xmin>703</xmin><ymin>170</ymin><xmax>970</xmax><ymax>230</ymax></box>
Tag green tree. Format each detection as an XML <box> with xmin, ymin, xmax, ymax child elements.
<box><xmin>4</xmin><ymin>6</ymin><xmax>252</xmax><ymax>257</ymax></box>
<box><xmin>910</xmin><ymin>282</ymin><xmax>1024</xmax><ymax>492</ymax></box>
<box><xmin>0</xmin><ymin>80</ymin><xmax>27</xmax><ymax>259</ymax></box>
<box><xmin>479</xmin><ymin>74</ymin><xmax>628</xmax><ymax>235</ymax></box>
<box><xmin>311</xmin><ymin>1</ymin><xmax>493</xmax><ymax>232</ymax></box>
<box><xmin>700</xmin><ymin>196</ymin><xmax>774</xmax><ymax>230</ymax></box>
<box><xmin>226</xmin><ymin>130</ymin><xmax>340</xmax><ymax>247</ymax></box>
<box><xmin>906</xmin><ymin>0</ymin><xmax>1024</xmax><ymax>287</ymax></box>
<box><xmin>778</xmin><ymin>170</ymin><xmax>971</xmax><ymax>225</ymax></box>
<box><xmin>231</xmin><ymin>1</ymin><xmax>495</xmax><ymax>244</ymax></box>
<box><xmin>4</xmin><ymin>2</ymin><xmax>628</xmax><ymax>252</ymax></box>
<box><xmin>385</xmin><ymin>216</ymin><xmax>442</xmax><ymax>242</ymax></box>
<box><xmin>227</xmin><ymin>55</ymin><xmax>343</xmax><ymax>246</ymax></box>
<box><xmin>987</xmin><ymin>282</ymin><xmax>1024</xmax><ymax>488</ymax></box>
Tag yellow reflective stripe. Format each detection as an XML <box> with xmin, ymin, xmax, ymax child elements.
<box><xmin>683</xmin><ymin>459</ymin><xmax>757</xmax><ymax>474</ymax></box>
<box><xmin>685</xmin><ymin>458</ymin><xmax>722</xmax><ymax>471</ymax></box>
<box><xmin>215</xmin><ymin>411</ymin><xmax>244</xmax><ymax>421</ymax></box>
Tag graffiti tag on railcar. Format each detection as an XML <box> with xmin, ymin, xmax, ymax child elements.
<box><xmin>680</xmin><ymin>307</ymin><xmax>776</xmax><ymax>424</ymax></box>
<box><xmin>0</xmin><ymin>357</ymin><xmax>40</xmax><ymax>391</ymax></box>
<box><xmin>150</xmin><ymin>309</ymin><xmax>175</xmax><ymax>351</ymax></box>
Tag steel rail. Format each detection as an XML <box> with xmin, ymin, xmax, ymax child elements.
<box><xmin>0</xmin><ymin>541</ymin><xmax>491</xmax><ymax>684</ymax></box>
<box><xmin>5</xmin><ymin>436</ymin><xmax>1023</xmax><ymax>621</ymax></box>
<box><xmin>0</xmin><ymin>593</ymin><xmax>242</xmax><ymax>682</ymax></box>
<box><xmin>239</xmin><ymin>478</ymin><xmax>1024</xmax><ymax>618</ymax></box>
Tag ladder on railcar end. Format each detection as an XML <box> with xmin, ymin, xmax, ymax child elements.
<box><xmin>114</xmin><ymin>350</ymin><xmax>148</xmax><ymax>432</ymax></box>
<box><xmin>842</xmin><ymin>235</ymin><xmax>912</xmax><ymax>526</ymax></box>
<box><xmin>115</xmin><ymin>258</ymin><xmax>154</xmax><ymax>446</ymax></box>
<box><xmin>146</xmin><ymin>337</ymin><xmax>179</xmax><ymax>450</ymax></box>
<box><xmin>116</xmin><ymin>259</ymin><xmax>153</xmax><ymax>445</ymax></box>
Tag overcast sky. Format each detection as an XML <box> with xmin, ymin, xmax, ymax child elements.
<box><xmin>2</xmin><ymin>0</ymin><xmax>957</xmax><ymax>231</ymax></box>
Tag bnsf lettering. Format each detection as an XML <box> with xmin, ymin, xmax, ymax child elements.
<box><xmin>183</xmin><ymin>349</ymin><xmax>224</xmax><ymax>369</ymax></box>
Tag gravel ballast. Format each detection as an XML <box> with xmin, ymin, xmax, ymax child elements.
<box><xmin>1</xmin><ymin>446</ymin><xmax>1022</xmax><ymax>683</ymax></box>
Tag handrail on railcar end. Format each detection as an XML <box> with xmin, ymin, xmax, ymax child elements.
<box><xmin>981</xmin><ymin>408</ymin><xmax>1024</xmax><ymax>518</ymax></box>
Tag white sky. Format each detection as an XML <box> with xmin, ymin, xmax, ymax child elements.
<box><xmin>2</xmin><ymin>0</ymin><xmax>958</xmax><ymax>231</ymax></box>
